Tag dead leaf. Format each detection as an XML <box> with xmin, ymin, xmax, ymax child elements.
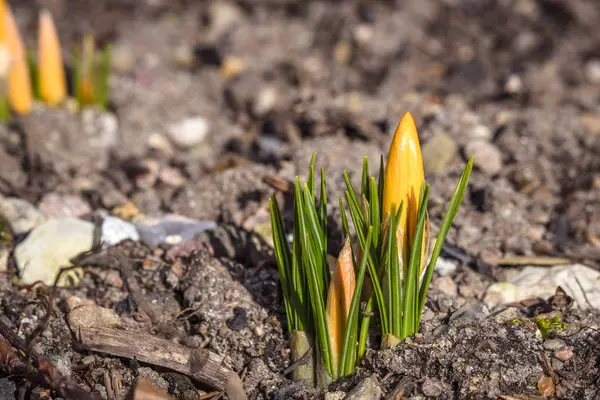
<box><xmin>537</xmin><ymin>375</ymin><xmax>556</xmax><ymax>397</ymax></box>
<box><xmin>130</xmin><ymin>377</ymin><xmax>174</xmax><ymax>400</ymax></box>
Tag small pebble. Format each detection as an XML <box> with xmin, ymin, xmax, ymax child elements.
<box><xmin>0</xmin><ymin>197</ymin><xmax>45</xmax><ymax>234</ymax></box>
<box><xmin>422</xmin><ymin>130</ymin><xmax>458</xmax><ymax>175</ymax></box>
<box><xmin>543</xmin><ymin>339</ymin><xmax>566</xmax><ymax>351</ymax></box>
<box><xmin>111</xmin><ymin>44</ymin><xmax>135</xmax><ymax>74</ymax></box>
<box><xmin>493</xmin><ymin>307</ymin><xmax>523</xmax><ymax>324</ymax></box>
<box><xmin>38</xmin><ymin>193</ymin><xmax>91</xmax><ymax>219</ymax></box>
<box><xmin>464</xmin><ymin>140</ymin><xmax>503</xmax><ymax>176</ymax></box>
<box><xmin>433</xmin><ymin>276</ymin><xmax>457</xmax><ymax>297</ymax></box>
<box><xmin>449</xmin><ymin>302</ymin><xmax>489</xmax><ymax>326</ymax></box>
<box><xmin>483</xmin><ymin>282</ymin><xmax>519</xmax><ymax>308</ymax></box>
<box><xmin>14</xmin><ymin>218</ymin><xmax>93</xmax><ymax>286</ymax></box>
<box><xmin>469</xmin><ymin>124</ymin><xmax>492</xmax><ymax>141</ymax></box>
<box><xmin>345</xmin><ymin>376</ymin><xmax>382</xmax><ymax>400</ymax></box>
<box><xmin>134</xmin><ymin>215</ymin><xmax>216</xmax><ymax>248</ymax></box>
<box><xmin>68</xmin><ymin>305</ymin><xmax>121</xmax><ymax>330</ymax></box>
<box><xmin>421</xmin><ymin>377</ymin><xmax>444</xmax><ymax>398</ymax></box>
<box><xmin>324</xmin><ymin>392</ymin><xmax>345</xmax><ymax>400</ymax></box>
<box><xmin>173</xmin><ymin>44</ymin><xmax>196</xmax><ymax>69</ymax></box>
<box><xmin>101</xmin><ymin>216</ymin><xmax>139</xmax><ymax>245</ymax></box>
<box><xmin>167</xmin><ymin>117</ymin><xmax>209</xmax><ymax>149</ymax></box>
<box><xmin>434</xmin><ymin>257</ymin><xmax>457</xmax><ymax>276</ymax></box>
<box><xmin>554</xmin><ymin>347</ymin><xmax>574</xmax><ymax>362</ymax></box>
<box><xmin>584</xmin><ymin>59</ymin><xmax>600</xmax><ymax>84</ymax></box>
<box><xmin>504</xmin><ymin>74</ymin><xmax>523</xmax><ymax>94</ymax></box>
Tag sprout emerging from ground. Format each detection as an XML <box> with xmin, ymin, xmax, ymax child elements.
<box><xmin>0</xmin><ymin>2</ymin><xmax>111</xmax><ymax>122</ymax></box>
<box><xmin>269</xmin><ymin>112</ymin><xmax>474</xmax><ymax>386</ymax></box>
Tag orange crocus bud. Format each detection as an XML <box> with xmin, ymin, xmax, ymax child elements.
<box><xmin>382</xmin><ymin>112</ymin><xmax>427</xmax><ymax>271</ymax></box>
<box><xmin>38</xmin><ymin>9</ymin><xmax>66</xmax><ymax>106</ymax></box>
<box><xmin>326</xmin><ymin>239</ymin><xmax>355</xmax><ymax>374</ymax></box>
<box><xmin>5</xmin><ymin>2</ymin><xmax>32</xmax><ymax>114</ymax></box>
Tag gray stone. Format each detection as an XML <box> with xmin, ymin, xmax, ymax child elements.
<box><xmin>434</xmin><ymin>257</ymin><xmax>457</xmax><ymax>276</ymax></box>
<box><xmin>325</xmin><ymin>391</ymin><xmax>346</xmax><ymax>400</ymax></box>
<box><xmin>0</xmin><ymin>197</ymin><xmax>45</xmax><ymax>234</ymax></box>
<box><xmin>464</xmin><ymin>140</ymin><xmax>503</xmax><ymax>176</ymax></box>
<box><xmin>344</xmin><ymin>376</ymin><xmax>382</xmax><ymax>400</ymax></box>
<box><xmin>167</xmin><ymin>117</ymin><xmax>209</xmax><ymax>149</ymax></box>
<box><xmin>422</xmin><ymin>377</ymin><xmax>444</xmax><ymax>397</ymax></box>
<box><xmin>68</xmin><ymin>305</ymin><xmax>121</xmax><ymax>330</ymax></box>
<box><xmin>134</xmin><ymin>214</ymin><xmax>216</xmax><ymax>248</ymax></box>
<box><xmin>422</xmin><ymin>130</ymin><xmax>458</xmax><ymax>175</ymax></box>
<box><xmin>101</xmin><ymin>216</ymin><xmax>139</xmax><ymax>245</ymax></box>
<box><xmin>584</xmin><ymin>59</ymin><xmax>600</xmax><ymax>84</ymax></box>
<box><xmin>433</xmin><ymin>275</ymin><xmax>457</xmax><ymax>297</ymax></box>
<box><xmin>111</xmin><ymin>44</ymin><xmax>136</xmax><ymax>74</ymax></box>
<box><xmin>543</xmin><ymin>339</ymin><xmax>566</xmax><ymax>351</ymax></box>
<box><xmin>483</xmin><ymin>282</ymin><xmax>519</xmax><ymax>308</ymax></box>
<box><xmin>14</xmin><ymin>218</ymin><xmax>94</xmax><ymax>286</ymax></box>
<box><xmin>0</xmin><ymin>378</ymin><xmax>16</xmax><ymax>399</ymax></box>
<box><xmin>509</xmin><ymin>264</ymin><xmax>600</xmax><ymax>309</ymax></box>
<box><xmin>492</xmin><ymin>307</ymin><xmax>523</xmax><ymax>324</ymax></box>
<box><xmin>449</xmin><ymin>301</ymin><xmax>489</xmax><ymax>326</ymax></box>
<box><xmin>554</xmin><ymin>347</ymin><xmax>574</xmax><ymax>362</ymax></box>
<box><xmin>38</xmin><ymin>192</ymin><xmax>91</xmax><ymax>219</ymax></box>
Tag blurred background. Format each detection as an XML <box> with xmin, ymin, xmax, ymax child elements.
<box><xmin>3</xmin><ymin>0</ymin><xmax>599</xmax><ymax>265</ymax></box>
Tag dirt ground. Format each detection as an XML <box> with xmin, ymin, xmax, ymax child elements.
<box><xmin>1</xmin><ymin>0</ymin><xmax>600</xmax><ymax>399</ymax></box>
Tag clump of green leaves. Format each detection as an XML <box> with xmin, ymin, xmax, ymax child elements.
<box><xmin>270</xmin><ymin>113</ymin><xmax>474</xmax><ymax>386</ymax></box>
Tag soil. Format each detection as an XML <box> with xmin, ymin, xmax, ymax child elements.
<box><xmin>1</xmin><ymin>0</ymin><xmax>600</xmax><ymax>399</ymax></box>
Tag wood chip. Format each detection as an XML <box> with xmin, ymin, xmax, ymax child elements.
<box><xmin>495</xmin><ymin>256</ymin><xmax>571</xmax><ymax>266</ymax></box>
<box><xmin>76</xmin><ymin>326</ymin><xmax>247</xmax><ymax>400</ymax></box>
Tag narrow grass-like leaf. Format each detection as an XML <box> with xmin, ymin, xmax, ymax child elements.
<box><xmin>346</xmin><ymin>189</ymin><xmax>388</xmax><ymax>334</ymax></box>
<box><xmin>340</xmin><ymin>227</ymin><xmax>373</xmax><ymax>376</ymax></box>
<box><xmin>418</xmin><ymin>158</ymin><xmax>473</xmax><ymax>322</ymax></box>
<box><xmin>361</xmin><ymin>157</ymin><xmax>369</xmax><ymax>198</ymax></box>
<box><xmin>96</xmin><ymin>43</ymin><xmax>111</xmax><ymax>110</ymax></box>
<box><xmin>319</xmin><ymin>168</ymin><xmax>327</xmax><ymax>257</ymax></box>
<box><xmin>269</xmin><ymin>196</ymin><xmax>294</xmax><ymax>332</ymax></box>
<box><xmin>378</xmin><ymin>155</ymin><xmax>385</xmax><ymax>220</ymax></box>
<box><xmin>292</xmin><ymin>178</ymin><xmax>307</xmax><ymax>332</ymax></box>
<box><xmin>27</xmin><ymin>49</ymin><xmax>39</xmax><ymax>99</ymax></box>
<box><xmin>340</xmin><ymin>196</ymin><xmax>350</xmax><ymax>241</ymax></box>
<box><xmin>357</xmin><ymin>298</ymin><xmax>372</xmax><ymax>363</ymax></box>
<box><xmin>401</xmin><ymin>183</ymin><xmax>429</xmax><ymax>338</ymax></box>
<box><xmin>308</xmin><ymin>153</ymin><xmax>316</xmax><ymax>198</ymax></box>
<box><xmin>303</xmin><ymin>184</ymin><xmax>329</xmax><ymax>291</ymax></box>
<box><xmin>368</xmin><ymin>177</ymin><xmax>380</xmax><ymax>250</ymax></box>
<box><xmin>298</xmin><ymin>198</ymin><xmax>333</xmax><ymax>375</ymax></box>
<box><xmin>343</xmin><ymin>171</ymin><xmax>365</xmax><ymax>228</ymax></box>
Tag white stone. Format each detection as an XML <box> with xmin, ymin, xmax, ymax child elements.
<box><xmin>508</xmin><ymin>264</ymin><xmax>600</xmax><ymax>309</ymax></box>
<box><xmin>483</xmin><ymin>282</ymin><xmax>519</xmax><ymax>308</ymax></box>
<box><xmin>101</xmin><ymin>216</ymin><xmax>139</xmax><ymax>245</ymax></box>
<box><xmin>167</xmin><ymin>117</ymin><xmax>209</xmax><ymax>149</ymax></box>
<box><xmin>435</xmin><ymin>257</ymin><xmax>457</xmax><ymax>276</ymax></box>
<box><xmin>14</xmin><ymin>218</ymin><xmax>94</xmax><ymax>286</ymax></box>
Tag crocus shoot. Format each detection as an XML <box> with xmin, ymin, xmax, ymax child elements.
<box><xmin>38</xmin><ymin>9</ymin><xmax>66</xmax><ymax>107</ymax></box>
<box><xmin>5</xmin><ymin>1</ymin><xmax>32</xmax><ymax>115</ymax></box>
<box><xmin>269</xmin><ymin>112</ymin><xmax>473</xmax><ymax>387</ymax></box>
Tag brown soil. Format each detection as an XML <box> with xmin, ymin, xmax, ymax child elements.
<box><xmin>1</xmin><ymin>0</ymin><xmax>599</xmax><ymax>399</ymax></box>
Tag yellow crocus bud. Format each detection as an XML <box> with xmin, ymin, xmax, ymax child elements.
<box><xmin>382</xmin><ymin>112</ymin><xmax>426</xmax><ymax>270</ymax></box>
<box><xmin>38</xmin><ymin>9</ymin><xmax>66</xmax><ymax>107</ymax></box>
<box><xmin>5</xmin><ymin>2</ymin><xmax>32</xmax><ymax>114</ymax></box>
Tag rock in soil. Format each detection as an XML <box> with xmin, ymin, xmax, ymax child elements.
<box><xmin>0</xmin><ymin>197</ymin><xmax>46</xmax><ymax>234</ymax></box>
<box><xmin>14</xmin><ymin>218</ymin><xmax>94</xmax><ymax>286</ymax></box>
